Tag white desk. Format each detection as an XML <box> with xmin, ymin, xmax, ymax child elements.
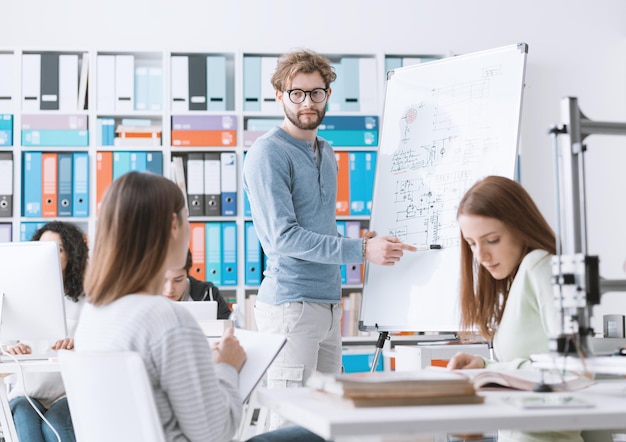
<box><xmin>257</xmin><ymin>381</ymin><xmax>626</xmax><ymax>441</ymax></box>
<box><xmin>0</xmin><ymin>360</ymin><xmax>59</xmax><ymax>442</ymax></box>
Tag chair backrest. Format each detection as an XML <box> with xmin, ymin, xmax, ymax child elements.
<box><xmin>58</xmin><ymin>350</ymin><xmax>166</xmax><ymax>442</ymax></box>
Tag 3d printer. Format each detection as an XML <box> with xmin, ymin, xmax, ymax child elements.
<box><xmin>550</xmin><ymin>97</ymin><xmax>626</xmax><ymax>357</ymax></box>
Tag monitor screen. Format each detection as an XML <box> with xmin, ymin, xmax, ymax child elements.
<box><xmin>0</xmin><ymin>241</ymin><xmax>67</xmax><ymax>346</ymax></box>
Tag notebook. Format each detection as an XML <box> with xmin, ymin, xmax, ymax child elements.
<box><xmin>209</xmin><ymin>328</ymin><xmax>287</xmax><ymax>403</ymax></box>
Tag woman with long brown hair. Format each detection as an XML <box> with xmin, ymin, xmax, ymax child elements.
<box><xmin>74</xmin><ymin>172</ymin><xmax>246</xmax><ymax>442</ymax></box>
<box><xmin>447</xmin><ymin>175</ymin><xmax>581</xmax><ymax>442</ymax></box>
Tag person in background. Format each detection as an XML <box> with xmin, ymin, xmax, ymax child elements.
<box><xmin>243</xmin><ymin>48</ymin><xmax>416</xmax><ymax>429</ymax></box>
<box><xmin>74</xmin><ymin>171</ymin><xmax>246</xmax><ymax>442</ymax></box>
<box><xmin>162</xmin><ymin>249</ymin><xmax>232</xmax><ymax>319</ymax></box>
<box><xmin>8</xmin><ymin>221</ymin><xmax>89</xmax><ymax>442</ymax></box>
<box><xmin>446</xmin><ymin>175</ymin><xmax>582</xmax><ymax>442</ymax></box>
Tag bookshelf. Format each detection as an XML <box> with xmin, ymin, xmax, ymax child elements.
<box><xmin>0</xmin><ymin>49</ymin><xmax>441</xmax><ymax>330</ymax></box>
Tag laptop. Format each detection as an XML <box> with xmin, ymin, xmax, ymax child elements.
<box><xmin>178</xmin><ymin>301</ymin><xmax>218</xmax><ymax>323</ymax></box>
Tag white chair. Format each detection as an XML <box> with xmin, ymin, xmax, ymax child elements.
<box><xmin>58</xmin><ymin>350</ymin><xmax>166</xmax><ymax>442</ymax></box>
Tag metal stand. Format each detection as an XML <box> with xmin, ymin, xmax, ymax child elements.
<box><xmin>370</xmin><ymin>331</ymin><xmax>389</xmax><ymax>373</ymax></box>
<box><xmin>550</xmin><ymin>97</ymin><xmax>626</xmax><ymax>356</ymax></box>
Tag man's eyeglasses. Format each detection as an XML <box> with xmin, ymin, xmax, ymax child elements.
<box><xmin>284</xmin><ymin>88</ymin><xmax>328</xmax><ymax>104</ymax></box>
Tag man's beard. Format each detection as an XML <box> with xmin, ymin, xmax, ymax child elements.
<box><xmin>284</xmin><ymin>106</ymin><xmax>326</xmax><ymax>130</ymax></box>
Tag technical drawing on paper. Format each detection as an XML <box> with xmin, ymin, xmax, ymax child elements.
<box><xmin>361</xmin><ymin>45</ymin><xmax>526</xmax><ymax>333</ymax></box>
<box><xmin>382</xmin><ymin>67</ymin><xmax>505</xmax><ymax>248</ymax></box>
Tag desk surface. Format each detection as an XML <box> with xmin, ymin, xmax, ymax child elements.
<box><xmin>258</xmin><ymin>381</ymin><xmax>626</xmax><ymax>440</ymax></box>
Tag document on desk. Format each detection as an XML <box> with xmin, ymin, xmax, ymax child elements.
<box><xmin>209</xmin><ymin>328</ymin><xmax>286</xmax><ymax>404</ymax></box>
<box><xmin>531</xmin><ymin>352</ymin><xmax>626</xmax><ymax>375</ymax></box>
<box><xmin>504</xmin><ymin>395</ymin><xmax>594</xmax><ymax>409</ymax></box>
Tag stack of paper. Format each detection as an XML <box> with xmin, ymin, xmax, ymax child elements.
<box><xmin>306</xmin><ymin>369</ymin><xmax>484</xmax><ymax>407</ymax></box>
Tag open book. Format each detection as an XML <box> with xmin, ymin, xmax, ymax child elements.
<box><xmin>306</xmin><ymin>369</ymin><xmax>484</xmax><ymax>407</ymax></box>
<box><xmin>454</xmin><ymin>368</ymin><xmax>595</xmax><ymax>392</ymax></box>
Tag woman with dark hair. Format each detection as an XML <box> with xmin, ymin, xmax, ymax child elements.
<box><xmin>31</xmin><ymin>221</ymin><xmax>89</xmax><ymax>303</ymax></box>
<box><xmin>8</xmin><ymin>221</ymin><xmax>89</xmax><ymax>442</ymax></box>
<box><xmin>447</xmin><ymin>175</ymin><xmax>581</xmax><ymax>442</ymax></box>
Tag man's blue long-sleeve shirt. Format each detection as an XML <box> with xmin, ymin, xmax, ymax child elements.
<box><xmin>242</xmin><ymin>127</ymin><xmax>363</xmax><ymax>304</ymax></box>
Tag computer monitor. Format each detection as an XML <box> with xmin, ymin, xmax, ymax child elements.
<box><xmin>0</xmin><ymin>241</ymin><xmax>67</xmax><ymax>347</ymax></box>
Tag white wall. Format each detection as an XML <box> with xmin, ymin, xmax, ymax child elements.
<box><xmin>3</xmin><ymin>0</ymin><xmax>626</xmax><ymax>328</ymax></box>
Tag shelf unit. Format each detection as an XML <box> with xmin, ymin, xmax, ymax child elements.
<box><xmin>0</xmin><ymin>49</ymin><xmax>442</xmax><ymax>328</ymax></box>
